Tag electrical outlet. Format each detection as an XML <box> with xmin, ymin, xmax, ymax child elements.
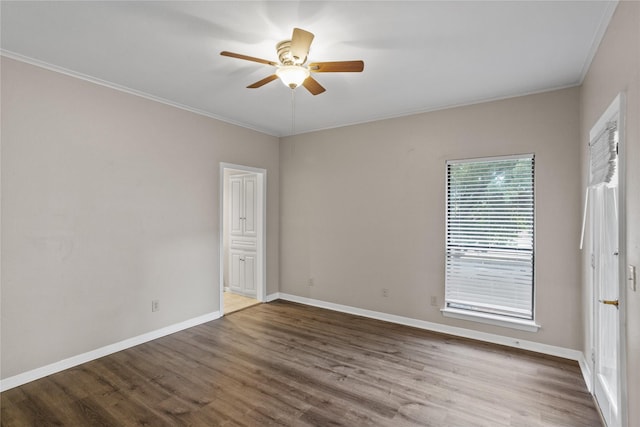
<box><xmin>152</xmin><ymin>300</ymin><xmax>160</xmax><ymax>312</ymax></box>
<box><xmin>382</xmin><ymin>288</ymin><xmax>389</xmax><ymax>297</ymax></box>
<box><xmin>430</xmin><ymin>296</ymin><xmax>438</xmax><ymax>307</ymax></box>
<box><xmin>308</xmin><ymin>278</ymin><xmax>315</xmax><ymax>287</ymax></box>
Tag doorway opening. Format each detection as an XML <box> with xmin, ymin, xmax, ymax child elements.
<box><xmin>219</xmin><ymin>163</ymin><xmax>266</xmax><ymax>315</ymax></box>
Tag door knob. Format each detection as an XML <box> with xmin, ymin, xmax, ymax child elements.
<box><xmin>599</xmin><ymin>299</ymin><xmax>619</xmax><ymax>308</ymax></box>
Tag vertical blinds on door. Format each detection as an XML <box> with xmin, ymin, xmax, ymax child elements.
<box><xmin>445</xmin><ymin>155</ymin><xmax>535</xmax><ymax>320</ymax></box>
<box><xmin>590</xmin><ymin>121</ymin><xmax>618</xmax><ymax>186</ymax></box>
<box><xmin>580</xmin><ymin>118</ymin><xmax>619</xmax><ymax>250</ymax></box>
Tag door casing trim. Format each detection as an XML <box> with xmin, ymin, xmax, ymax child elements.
<box><xmin>219</xmin><ymin>163</ymin><xmax>267</xmax><ymax>315</ymax></box>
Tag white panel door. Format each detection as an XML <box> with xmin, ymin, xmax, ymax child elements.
<box><xmin>243</xmin><ymin>175</ymin><xmax>257</xmax><ymax>238</ymax></box>
<box><xmin>228</xmin><ymin>249</ymin><xmax>256</xmax><ymax>297</ymax></box>
<box><xmin>221</xmin><ymin>164</ymin><xmax>265</xmax><ymax>310</ymax></box>
<box><xmin>229</xmin><ymin>250</ymin><xmax>243</xmax><ymax>292</ymax></box>
<box><xmin>243</xmin><ymin>253</ymin><xmax>256</xmax><ymax>295</ymax></box>
<box><xmin>229</xmin><ymin>174</ymin><xmax>257</xmax><ymax>238</ymax></box>
<box><xmin>229</xmin><ymin>176</ymin><xmax>244</xmax><ymax>236</ymax></box>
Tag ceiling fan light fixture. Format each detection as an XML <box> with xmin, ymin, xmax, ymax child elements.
<box><xmin>221</xmin><ymin>27</ymin><xmax>363</xmax><ymax>95</ymax></box>
<box><xmin>276</xmin><ymin>65</ymin><xmax>310</xmax><ymax>89</ymax></box>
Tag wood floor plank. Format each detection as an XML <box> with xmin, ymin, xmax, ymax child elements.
<box><xmin>1</xmin><ymin>301</ymin><xmax>602</xmax><ymax>426</ymax></box>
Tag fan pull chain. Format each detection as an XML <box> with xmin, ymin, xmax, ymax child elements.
<box><xmin>291</xmin><ymin>88</ymin><xmax>296</xmax><ymax>136</ymax></box>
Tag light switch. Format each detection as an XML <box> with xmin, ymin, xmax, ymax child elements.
<box><xmin>629</xmin><ymin>265</ymin><xmax>637</xmax><ymax>291</ymax></box>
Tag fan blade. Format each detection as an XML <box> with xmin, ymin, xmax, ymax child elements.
<box><xmin>290</xmin><ymin>28</ymin><xmax>314</xmax><ymax>63</ymax></box>
<box><xmin>221</xmin><ymin>51</ymin><xmax>277</xmax><ymax>66</ymax></box>
<box><xmin>308</xmin><ymin>60</ymin><xmax>364</xmax><ymax>73</ymax></box>
<box><xmin>247</xmin><ymin>74</ymin><xmax>278</xmax><ymax>88</ymax></box>
<box><xmin>302</xmin><ymin>76</ymin><xmax>326</xmax><ymax>95</ymax></box>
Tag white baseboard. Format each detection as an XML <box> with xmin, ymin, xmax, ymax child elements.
<box><xmin>277</xmin><ymin>293</ymin><xmax>585</xmax><ymax>362</ymax></box>
<box><xmin>0</xmin><ymin>310</ymin><xmax>221</xmax><ymax>392</ymax></box>
<box><xmin>265</xmin><ymin>292</ymin><xmax>280</xmax><ymax>302</ymax></box>
<box><xmin>3</xmin><ymin>294</ymin><xmax>593</xmax><ymax>394</ymax></box>
<box><xmin>579</xmin><ymin>354</ymin><xmax>593</xmax><ymax>392</ymax></box>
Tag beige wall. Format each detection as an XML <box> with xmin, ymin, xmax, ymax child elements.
<box><xmin>0</xmin><ymin>57</ymin><xmax>280</xmax><ymax>379</ymax></box>
<box><xmin>280</xmin><ymin>87</ymin><xmax>582</xmax><ymax>349</ymax></box>
<box><xmin>580</xmin><ymin>1</ymin><xmax>640</xmax><ymax>425</ymax></box>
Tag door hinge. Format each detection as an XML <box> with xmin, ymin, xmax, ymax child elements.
<box><xmin>591</xmin><ymin>349</ymin><xmax>595</xmax><ymax>363</ymax></box>
<box><xmin>591</xmin><ymin>254</ymin><xmax>595</xmax><ymax>269</ymax></box>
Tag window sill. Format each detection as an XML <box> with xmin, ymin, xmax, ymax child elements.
<box><xmin>441</xmin><ymin>307</ymin><xmax>540</xmax><ymax>332</ymax></box>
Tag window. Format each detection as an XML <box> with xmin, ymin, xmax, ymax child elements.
<box><xmin>445</xmin><ymin>154</ymin><xmax>535</xmax><ymax>325</ymax></box>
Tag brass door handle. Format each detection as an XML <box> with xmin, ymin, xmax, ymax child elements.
<box><xmin>599</xmin><ymin>299</ymin><xmax>619</xmax><ymax>308</ymax></box>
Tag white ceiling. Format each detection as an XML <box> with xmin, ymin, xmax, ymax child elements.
<box><xmin>1</xmin><ymin>1</ymin><xmax>616</xmax><ymax>137</ymax></box>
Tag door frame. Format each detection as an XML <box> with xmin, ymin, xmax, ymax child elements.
<box><xmin>589</xmin><ymin>92</ymin><xmax>627</xmax><ymax>427</ymax></box>
<box><xmin>219</xmin><ymin>163</ymin><xmax>267</xmax><ymax>314</ymax></box>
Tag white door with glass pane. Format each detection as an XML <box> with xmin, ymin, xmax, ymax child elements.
<box><xmin>592</xmin><ymin>184</ymin><xmax>619</xmax><ymax>426</ymax></box>
<box><xmin>588</xmin><ymin>94</ymin><xmax>624</xmax><ymax>427</ymax></box>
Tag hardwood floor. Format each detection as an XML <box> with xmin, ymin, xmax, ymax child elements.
<box><xmin>1</xmin><ymin>301</ymin><xmax>602</xmax><ymax>426</ymax></box>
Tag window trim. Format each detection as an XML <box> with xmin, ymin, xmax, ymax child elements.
<box><xmin>441</xmin><ymin>307</ymin><xmax>540</xmax><ymax>332</ymax></box>
<box><xmin>444</xmin><ymin>153</ymin><xmax>538</xmax><ymax>331</ymax></box>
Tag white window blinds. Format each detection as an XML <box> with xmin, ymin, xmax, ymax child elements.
<box><xmin>445</xmin><ymin>155</ymin><xmax>535</xmax><ymax>320</ymax></box>
<box><xmin>589</xmin><ymin>121</ymin><xmax>618</xmax><ymax>186</ymax></box>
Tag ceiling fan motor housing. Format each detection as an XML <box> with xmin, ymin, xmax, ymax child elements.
<box><xmin>277</xmin><ymin>40</ymin><xmax>306</xmax><ymax>65</ymax></box>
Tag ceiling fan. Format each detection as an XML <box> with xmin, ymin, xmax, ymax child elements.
<box><xmin>220</xmin><ymin>28</ymin><xmax>364</xmax><ymax>95</ymax></box>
